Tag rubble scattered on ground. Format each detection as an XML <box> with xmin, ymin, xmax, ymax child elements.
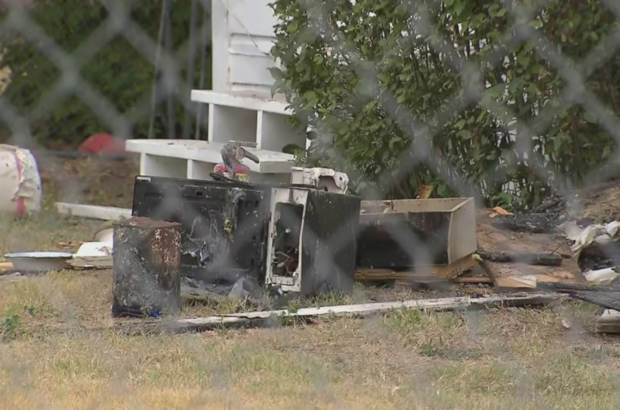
<box><xmin>8</xmin><ymin>179</ymin><xmax>620</xmax><ymax>333</ymax></box>
<box><xmin>515</xmin><ymin>182</ymin><xmax>620</xmax><ymax>331</ymax></box>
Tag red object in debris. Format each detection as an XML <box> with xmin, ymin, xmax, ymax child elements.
<box><xmin>78</xmin><ymin>133</ymin><xmax>128</xmax><ymax>155</ymax></box>
<box><xmin>214</xmin><ymin>162</ymin><xmax>251</xmax><ymax>174</ymax></box>
<box><xmin>213</xmin><ymin>163</ymin><xmax>228</xmax><ymax>174</ymax></box>
<box><xmin>213</xmin><ymin>162</ymin><xmax>251</xmax><ymax>177</ymax></box>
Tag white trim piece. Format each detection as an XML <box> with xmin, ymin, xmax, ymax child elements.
<box><xmin>56</xmin><ymin>203</ymin><xmax>131</xmax><ymax>221</ymax></box>
<box><xmin>191</xmin><ymin>90</ymin><xmax>291</xmax><ymax>115</ymax></box>
<box><xmin>211</xmin><ymin>0</ymin><xmax>228</xmax><ymax>93</ymax></box>
<box><xmin>140</xmin><ymin>292</ymin><xmax>561</xmax><ymax>333</ymax></box>
<box><xmin>211</xmin><ymin>0</ymin><xmax>280</xmax><ymax>97</ymax></box>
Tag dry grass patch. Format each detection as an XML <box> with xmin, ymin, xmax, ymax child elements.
<box><xmin>2</xmin><ymin>170</ymin><xmax>620</xmax><ymax>408</ymax></box>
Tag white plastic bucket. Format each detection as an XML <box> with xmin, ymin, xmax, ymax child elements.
<box><xmin>0</xmin><ymin>144</ymin><xmax>42</xmax><ymax>217</ymax></box>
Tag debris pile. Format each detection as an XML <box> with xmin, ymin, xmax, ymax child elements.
<box><xmin>10</xmin><ymin>168</ymin><xmax>620</xmax><ymax>334</ymax></box>
<box><xmin>512</xmin><ymin>182</ymin><xmax>620</xmax><ymax>333</ymax></box>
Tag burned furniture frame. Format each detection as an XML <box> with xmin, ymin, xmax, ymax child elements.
<box><xmin>264</xmin><ymin>187</ymin><xmax>361</xmax><ymax>295</ymax></box>
<box><xmin>131</xmin><ymin>176</ymin><xmax>270</xmax><ymax>283</ymax></box>
<box><xmin>357</xmin><ymin>198</ymin><xmax>477</xmax><ymax>269</ymax></box>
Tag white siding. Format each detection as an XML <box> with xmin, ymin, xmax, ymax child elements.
<box><xmin>212</xmin><ymin>0</ymin><xmax>279</xmax><ymax>97</ymax></box>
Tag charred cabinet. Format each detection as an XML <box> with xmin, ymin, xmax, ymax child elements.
<box><xmin>265</xmin><ymin>187</ymin><xmax>360</xmax><ymax>295</ymax></box>
<box><xmin>357</xmin><ymin>198</ymin><xmax>477</xmax><ymax>269</ymax></box>
<box><xmin>131</xmin><ymin>176</ymin><xmax>269</xmax><ymax>283</ymax></box>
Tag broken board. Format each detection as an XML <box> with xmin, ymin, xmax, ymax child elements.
<box><xmin>117</xmin><ymin>292</ymin><xmax>560</xmax><ymax>334</ymax></box>
<box><xmin>476</xmin><ymin>210</ymin><xmax>584</xmax><ymax>289</ymax></box>
<box><xmin>68</xmin><ymin>256</ymin><xmax>113</xmax><ymax>270</ymax></box>
<box><xmin>2</xmin><ymin>258</ymin><xmax>112</xmax><ymax>272</ymax></box>
<box><xmin>354</xmin><ymin>253</ymin><xmax>477</xmax><ymax>282</ymax></box>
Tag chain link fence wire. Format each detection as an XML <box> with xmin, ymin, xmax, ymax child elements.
<box><xmin>1</xmin><ymin>0</ymin><xmax>620</xmax><ymax>408</ymax></box>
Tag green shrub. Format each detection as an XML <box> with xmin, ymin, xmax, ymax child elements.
<box><xmin>0</xmin><ymin>0</ymin><xmax>211</xmax><ymax>146</ymax></box>
<box><xmin>270</xmin><ymin>0</ymin><xmax>619</xmax><ymax>207</ymax></box>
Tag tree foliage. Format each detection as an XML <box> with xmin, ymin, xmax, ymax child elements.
<box><xmin>0</xmin><ymin>0</ymin><xmax>211</xmax><ymax>146</ymax></box>
<box><xmin>270</xmin><ymin>0</ymin><xmax>620</xmax><ymax>207</ymax></box>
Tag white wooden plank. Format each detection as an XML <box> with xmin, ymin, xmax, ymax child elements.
<box><xmin>211</xmin><ymin>0</ymin><xmax>229</xmax><ymax>94</ymax></box>
<box><xmin>134</xmin><ymin>293</ymin><xmax>561</xmax><ymax>333</ymax></box>
<box><xmin>229</xmin><ymin>33</ymin><xmax>273</xmax><ymax>56</ymax></box>
<box><xmin>225</xmin><ymin>0</ymin><xmax>278</xmax><ymax>37</ymax></box>
<box><xmin>56</xmin><ymin>203</ymin><xmax>131</xmax><ymax>221</ymax></box>
<box><xmin>229</xmin><ymin>51</ymin><xmax>277</xmax><ymax>89</ymax></box>
<box><xmin>211</xmin><ymin>0</ymin><xmax>278</xmax><ymax>97</ymax></box>
<box><xmin>190</xmin><ymin>90</ymin><xmax>291</xmax><ymax>115</ymax></box>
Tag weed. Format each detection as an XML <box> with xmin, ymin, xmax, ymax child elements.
<box><xmin>1</xmin><ymin>311</ymin><xmax>21</xmax><ymax>340</ymax></box>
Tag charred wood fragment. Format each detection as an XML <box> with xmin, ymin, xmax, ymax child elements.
<box><xmin>491</xmin><ymin>214</ymin><xmax>557</xmax><ymax>234</ymax></box>
<box><xmin>562</xmin><ymin>291</ymin><xmax>620</xmax><ymax>312</ymax></box>
<box><xmin>478</xmin><ymin>251</ymin><xmax>562</xmax><ymax>266</ymax></box>
<box><xmin>539</xmin><ymin>282</ymin><xmax>620</xmax><ymax>293</ymax></box>
<box><xmin>112</xmin><ymin>217</ymin><xmax>182</xmax><ymax>318</ymax></box>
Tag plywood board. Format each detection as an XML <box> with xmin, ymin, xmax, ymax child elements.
<box><xmin>476</xmin><ymin>210</ymin><xmax>584</xmax><ymax>288</ymax></box>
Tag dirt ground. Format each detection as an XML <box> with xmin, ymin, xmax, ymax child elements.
<box><xmin>2</xmin><ymin>157</ymin><xmax>620</xmax><ymax>409</ymax></box>
<box><xmin>36</xmin><ymin>155</ymin><xmax>138</xmax><ymax>208</ymax></box>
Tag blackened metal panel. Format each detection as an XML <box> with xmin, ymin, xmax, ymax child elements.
<box><xmin>300</xmin><ymin>190</ymin><xmax>361</xmax><ymax>296</ymax></box>
<box><xmin>112</xmin><ymin>217</ymin><xmax>182</xmax><ymax>318</ymax></box>
<box><xmin>132</xmin><ymin>176</ymin><xmax>270</xmax><ymax>283</ymax></box>
<box><xmin>357</xmin><ymin>212</ymin><xmax>451</xmax><ymax>268</ymax></box>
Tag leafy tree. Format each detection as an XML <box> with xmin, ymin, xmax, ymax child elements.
<box><xmin>0</xmin><ymin>0</ymin><xmax>211</xmax><ymax>146</ymax></box>
<box><xmin>270</xmin><ymin>0</ymin><xmax>619</xmax><ymax>207</ymax></box>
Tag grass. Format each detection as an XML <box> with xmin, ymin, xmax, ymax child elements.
<box><xmin>1</xmin><ymin>158</ymin><xmax>620</xmax><ymax>409</ymax></box>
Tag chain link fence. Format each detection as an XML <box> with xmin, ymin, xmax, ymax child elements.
<box><xmin>0</xmin><ymin>0</ymin><xmax>211</xmax><ymax>147</ymax></box>
<box><xmin>1</xmin><ymin>0</ymin><xmax>620</xmax><ymax>409</ymax></box>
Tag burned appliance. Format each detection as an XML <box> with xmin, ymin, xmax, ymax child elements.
<box><xmin>357</xmin><ymin>198</ymin><xmax>477</xmax><ymax>269</ymax></box>
<box><xmin>265</xmin><ymin>187</ymin><xmax>361</xmax><ymax>295</ymax></box>
<box><xmin>131</xmin><ymin>176</ymin><xmax>270</xmax><ymax>283</ymax></box>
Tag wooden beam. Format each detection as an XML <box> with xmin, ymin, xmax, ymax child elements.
<box><xmin>117</xmin><ymin>292</ymin><xmax>561</xmax><ymax>334</ymax></box>
<box><xmin>56</xmin><ymin>203</ymin><xmax>132</xmax><ymax>221</ymax></box>
<box><xmin>478</xmin><ymin>251</ymin><xmax>563</xmax><ymax>266</ymax></box>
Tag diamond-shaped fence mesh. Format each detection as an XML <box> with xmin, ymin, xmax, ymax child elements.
<box><xmin>1</xmin><ymin>0</ymin><xmax>620</xmax><ymax>408</ymax></box>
